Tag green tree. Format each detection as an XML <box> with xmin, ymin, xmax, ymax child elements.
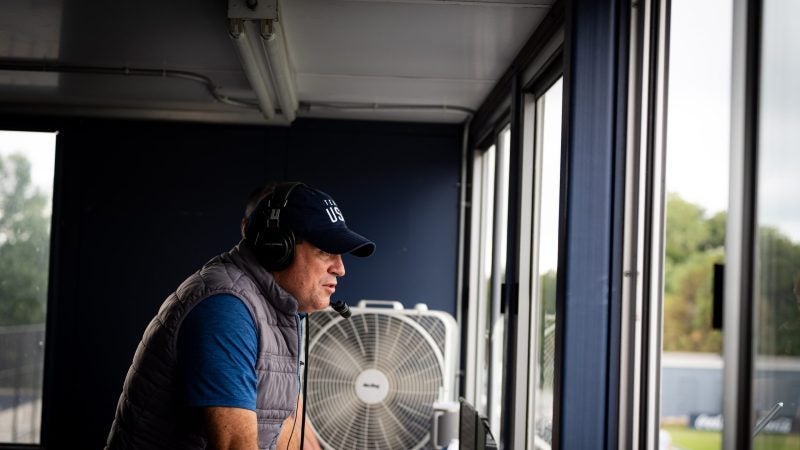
<box><xmin>662</xmin><ymin>193</ymin><xmax>800</xmax><ymax>356</ymax></box>
<box><xmin>664</xmin><ymin>193</ymin><xmax>710</xmax><ymax>266</ymax></box>
<box><xmin>540</xmin><ymin>270</ymin><xmax>557</xmax><ymax>315</ymax></box>
<box><xmin>756</xmin><ymin>226</ymin><xmax>800</xmax><ymax>356</ymax></box>
<box><xmin>706</xmin><ymin>211</ymin><xmax>727</xmax><ymax>250</ymax></box>
<box><xmin>663</xmin><ymin>249</ymin><xmax>724</xmax><ymax>352</ymax></box>
<box><xmin>663</xmin><ymin>193</ymin><xmax>724</xmax><ymax>353</ymax></box>
<box><xmin>0</xmin><ymin>152</ymin><xmax>51</xmax><ymax>325</ymax></box>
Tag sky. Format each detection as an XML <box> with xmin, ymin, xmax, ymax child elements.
<box><xmin>666</xmin><ymin>0</ymin><xmax>800</xmax><ymax>242</ymax></box>
<box><xmin>539</xmin><ymin>78</ymin><xmax>563</xmax><ymax>274</ymax></box>
<box><xmin>665</xmin><ymin>0</ymin><xmax>733</xmax><ymax>218</ymax></box>
<box><xmin>757</xmin><ymin>1</ymin><xmax>800</xmax><ymax>242</ymax></box>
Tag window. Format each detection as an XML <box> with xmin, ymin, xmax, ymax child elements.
<box><xmin>465</xmin><ymin>141</ymin><xmax>495</xmax><ymax>419</ymax></box>
<box><xmin>0</xmin><ymin>130</ymin><xmax>56</xmax><ymax>444</ymax></box>
<box><xmin>489</xmin><ymin>126</ymin><xmax>511</xmax><ymax>438</ymax></box>
<box><xmin>462</xmin><ymin>27</ymin><xmax>563</xmax><ymax>450</ymax></box>
<box><xmin>751</xmin><ymin>1</ymin><xmax>800</xmax><ymax>446</ymax></box>
<box><xmin>527</xmin><ymin>77</ymin><xmax>563</xmax><ymax>448</ymax></box>
<box><xmin>658</xmin><ymin>0</ymin><xmax>732</xmax><ymax>448</ymax></box>
<box><xmin>465</xmin><ymin>124</ymin><xmax>511</xmax><ymax>443</ymax></box>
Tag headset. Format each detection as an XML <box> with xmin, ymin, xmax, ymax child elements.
<box><xmin>246</xmin><ymin>181</ymin><xmax>305</xmax><ymax>271</ymax></box>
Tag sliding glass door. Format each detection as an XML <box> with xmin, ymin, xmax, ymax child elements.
<box><xmin>527</xmin><ymin>77</ymin><xmax>563</xmax><ymax>449</ymax></box>
<box><xmin>465</xmin><ymin>124</ymin><xmax>512</xmax><ymax>446</ymax></box>
<box><xmin>750</xmin><ymin>1</ymin><xmax>800</xmax><ymax>446</ymax></box>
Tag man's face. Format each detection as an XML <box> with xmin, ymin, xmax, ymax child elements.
<box><xmin>272</xmin><ymin>241</ymin><xmax>345</xmax><ymax>313</ymax></box>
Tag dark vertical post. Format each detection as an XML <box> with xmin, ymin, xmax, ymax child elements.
<box><xmin>501</xmin><ymin>74</ymin><xmax>523</xmax><ymax>448</ymax></box>
<box><xmin>554</xmin><ymin>0</ymin><xmax>628</xmax><ymax>447</ymax></box>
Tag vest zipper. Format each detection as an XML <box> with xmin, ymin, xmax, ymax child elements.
<box><xmin>295</xmin><ymin>314</ymin><xmax>302</xmax><ymax>392</ymax></box>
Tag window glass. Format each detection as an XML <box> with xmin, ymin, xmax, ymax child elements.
<box><xmin>530</xmin><ymin>77</ymin><xmax>563</xmax><ymax>447</ymax></box>
<box><xmin>468</xmin><ymin>124</ymin><xmax>512</xmax><ymax>446</ymax></box>
<box><xmin>0</xmin><ymin>130</ymin><xmax>56</xmax><ymax>444</ymax></box>
<box><xmin>474</xmin><ymin>144</ymin><xmax>496</xmax><ymax>418</ymax></box>
<box><xmin>752</xmin><ymin>1</ymin><xmax>800</xmax><ymax>447</ymax></box>
<box><xmin>489</xmin><ymin>126</ymin><xmax>511</xmax><ymax>440</ymax></box>
<box><xmin>658</xmin><ymin>0</ymin><xmax>732</xmax><ymax>447</ymax></box>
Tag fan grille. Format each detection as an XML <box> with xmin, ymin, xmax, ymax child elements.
<box><xmin>307</xmin><ymin>312</ymin><xmax>444</xmax><ymax>450</ymax></box>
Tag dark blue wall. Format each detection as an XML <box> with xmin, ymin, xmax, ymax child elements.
<box><xmin>4</xmin><ymin>116</ymin><xmax>462</xmax><ymax>448</ymax></box>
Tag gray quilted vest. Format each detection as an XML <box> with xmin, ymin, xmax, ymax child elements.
<box><xmin>106</xmin><ymin>242</ymin><xmax>301</xmax><ymax>449</ymax></box>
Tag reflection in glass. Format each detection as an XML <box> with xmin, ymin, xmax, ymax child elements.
<box><xmin>658</xmin><ymin>0</ymin><xmax>732</xmax><ymax>447</ymax></box>
<box><xmin>530</xmin><ymin>77</ymin><xmax>562</xmax><ymax>447</ymax></box>
<box><xmin>489</xmin><ymin>126</ymin><xmax>511</xmax><ymax>440</ymax></box>
<box><xmin>475</xmin><ymin>144</ymin><xmax>496</xmax><ymax>419</ymax></box>
<box><xmin>753</xmin><ymin>1</ymin><xmax>800</xmax><ymax>447</ymax></box>
<box><xmin>0</xmin><ymin>130</ymin><xmax>55</xmax><ymax>444</ymax></box>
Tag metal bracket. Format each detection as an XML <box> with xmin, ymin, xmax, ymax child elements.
<box><xmin>227</xmin><ymin>0</ymin><xmax>277</xmax><ymax>20</ymax></box>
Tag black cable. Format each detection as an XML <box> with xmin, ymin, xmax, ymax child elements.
<box><xmin>0</xmin><ymin>59</ymin><xmax>477</xmax><ymax>121</ymax></box>
<box><xmin>300</xmin><ymin>315</ymin><xmax>310</xmax><ymax>449</ymax></box>
<box><xmin>286</xmin><ymin>388</ymin><xmax>301</xmax><ymax>450</ymax></box>
<box><xmin>0</xmin><ymin>59</ymin><xmax>476</xmax><ymax>119</ymax></box>
<box><xmin>285</xmin><ymin>315</ymin><xmax>308</xmax><ymax>450</ymax></box>
<box><xmin>0</xmin><ymin>59</ymin><xmax>257</xmax><ymax>108</ymax></box>
<box><xmin>300</xmin><ymin>100</ymin><xmax>475</xmax><ymax>116</ymax></box>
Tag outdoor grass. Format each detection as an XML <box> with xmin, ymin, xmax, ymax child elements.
<box><xmin>662</xmin><ymin>425</ymin><xmax>721</xmax><ymax>449</ymax></box>
<box><xmin>662</xmin><ymin>425</ymin><xmax>800</xmax><ymax>449</ymax></box>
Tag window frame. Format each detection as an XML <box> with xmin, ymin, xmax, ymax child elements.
<box><xmin>0</xmin><ymin>125</ymin><xmax>61</xmax><ymax>448</ymax></box>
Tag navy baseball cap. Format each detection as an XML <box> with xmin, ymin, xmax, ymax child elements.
<box><xmin>251</xmin><ymin>183</ymin><xmax>375</xmax><ymax>257</ymax></box>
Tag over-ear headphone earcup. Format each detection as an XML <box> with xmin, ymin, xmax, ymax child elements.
<box><xmin>245</xmin><ymin>182</ymin><xmax>304</xmax><ymax>271</ymax></box>
<box><xmin>253</xmin><ymin>228</ymin><xmax>296</xmax><ymax>271</ymax></box>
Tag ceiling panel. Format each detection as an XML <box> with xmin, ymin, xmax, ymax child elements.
<box><xmin>0</xmin><ymin>0</ymin><xmax>555</xmax><ymax>124</ymax></box>
<box><xmin>283</xmin><ymin>0</ymin><xmax>549</xmax><ymax>79</ymax></box>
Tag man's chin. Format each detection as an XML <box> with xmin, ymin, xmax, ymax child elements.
<box><xmin>298</xmin><ymin>298</ymin><xmax>330</xmax><ymax>314</ymax></box>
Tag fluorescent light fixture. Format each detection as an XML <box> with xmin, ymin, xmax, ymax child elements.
<box><xmin>230</xmin><ymin>20</ymin><xmax>276</xmax><ymax>120</ymax></box>
<box><xmin>260</xmin><ymin>20</ymin><xmax>298</xmax><ymax>122</ymax></box>
<box><xmin>228</xmin><ymin>0</ymin><xmax>298</xmax><ymax>122</ymax></box>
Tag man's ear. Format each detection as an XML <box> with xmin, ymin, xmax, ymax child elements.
<box><xmin>240</xmin><ymin>218</ymin><xmax>248</xmax><ymax>239</ymax></box>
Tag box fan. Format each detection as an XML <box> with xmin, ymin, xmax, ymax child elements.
<box><xmin>305</xmin><ymin>300</ymin><xmax>459</xmax><ymax>450</ymax></box>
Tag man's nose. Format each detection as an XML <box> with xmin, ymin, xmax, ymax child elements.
<box><xmin>331</xmin><ymin>254</ymin><xmax>345</xmax><ymax>277</ymax></box>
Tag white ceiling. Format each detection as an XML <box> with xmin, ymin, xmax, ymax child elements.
<box><xmin>0</xmin><ymin>0</ymin><xmax>554</xmax><ymax>125</ymax></box>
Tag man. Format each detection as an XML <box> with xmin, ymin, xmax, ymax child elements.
<box><xmin>242</xmin><ymin>182</ymin><xmax>322</xmax><ymax>449</ymax></box>
<box><xmin>106</xmin><ymin>182</ymin><xmax>375</xmax><ymax>449</ymax></box>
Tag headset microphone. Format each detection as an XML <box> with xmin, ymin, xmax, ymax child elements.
<box><xmin>330</xmin><ymin>300</ymin><xmax>351</xmax><ymax>319</ymax></box>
